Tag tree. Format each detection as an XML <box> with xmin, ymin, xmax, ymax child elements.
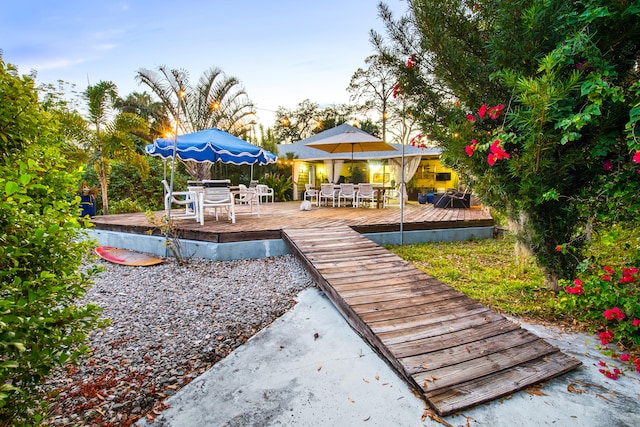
<box><xmin>83</xmin><ymin>81</ymin><xmax>149</xmax><ymax>215</ymax></box>
<box><xmin>273</xmin><ymin>100</ymin><xmax>357</xmax><ymax>143</ymax></box>
<box><xmin>117</xmin><ymin>90</ymin><xmax>171</xmax><ymax>143</ymax></box>
<box><xmin>136</xmin><ymin>66</ymin><xmax>255</xmax><ymax>181</ymax></box>
<box><xmin>347</xmin><ymin>54</ymin><xmax>397</xmax><ymax>142</ymax></box>
<box><xmin>0</xmin><ymin>56</ymin><xmax>101</xmax><ymax>424</ymax></box>
<box><xmin>273</xmin><ymin>99</ymin><xmax>324</xmax><ymax>143</ymax></box>
<box><xmin>378</xmin><ymin>0</ymin><xmax>640</xmax><ymax>289</ymax></box>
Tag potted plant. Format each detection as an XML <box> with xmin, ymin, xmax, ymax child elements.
<box><xmin>417</xmin><ymin>189</ymin><xmax>428</xmax><ymax>204</ymax></box>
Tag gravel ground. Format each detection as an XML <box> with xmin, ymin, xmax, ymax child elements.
<box><xmin>44</xmin><ymin>254</ymin><xmax>314</xmax><ymax>426</ymax></box>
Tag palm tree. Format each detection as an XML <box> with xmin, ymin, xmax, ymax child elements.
<box><xmin>83</xmin><ymin>81</ymin><xmax>149</xmax><ymax>215</ymax></box>
<box><xmin>136</xmin><ymin>66</ymin><xmax>255</xmax><ymax>181</ymax></box>
<box><xmin>117</xmin><ymin>91</ymin><xmax>171</xmax><ymax>142</ymax></box>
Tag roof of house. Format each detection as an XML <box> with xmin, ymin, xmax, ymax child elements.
<box><xmin>277</xmin><ymin>124</ymin><xmax>440</xmax><ymax>161</ymax></box>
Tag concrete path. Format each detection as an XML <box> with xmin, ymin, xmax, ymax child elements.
<box><xmin>138</xmin><ymin>288</ymin><xmax>640</xmax><ymax>427</ymax></box>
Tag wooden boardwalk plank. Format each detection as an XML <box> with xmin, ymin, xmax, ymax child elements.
<box><xmin>282</xmin><ymin>225</ymin><xmax>581</xmax><ymax>415</ymax></box>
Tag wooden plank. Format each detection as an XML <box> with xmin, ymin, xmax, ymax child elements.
<box><xmin>388</xmin><ymin>318</ymin><xmax>521</xmax><ymax>358</ymax></box>
<box><xmin>377</xmin><ymin>310</ymin><xmax>504</xmax><ymax>344</ymax></box>
<box><xmin>399</xmin><ymin>328</ymin><xmax>540</xmax><ymax>372</ymax></box>
<box><xmin>349</xmin><ymin>288</ymin><xmax>465</xmax><ymax>313</ymax></box>
<box><xmin>369</xmin><ymin>305</ymin><xmax>492</xmax><ymax>340</ymax></box>
<box><xmin>412</xmin><ymin>339</ymin><xmax>559</xmax><ymax>392</ymax></box>
<box><xmin>425</xmin><ymin>352</ymin><xmax>582</xmax><ymax>415</ymax></box>
<box><xmin>369</xmin><ymin>300</ymin><xmax>489</xmax><ymax>333</ymax></box>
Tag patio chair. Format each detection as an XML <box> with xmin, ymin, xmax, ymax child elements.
<box><xmin>199</xmin><ymin>180</ymin><xmax>235</xmax><ymax>224</ymax></box>
<box><xmin>304</xmin><ymin>183</ymin><xmax>319</xmax><ymax>206</ymax></box>
<box><xmin>236</xmin><ymin>184</ymin><xmax>253</xmax><ymax>204</ymax></box>
<box><xmin>435</xmin><ymin>187</ymin><xmax>471</xmax><ymax>208</ymax></box>
<box><xmin>234</xmin><ymin>186</ymin><xmax>260</xmax><ymax>218</ymax></box>
<box><xmin>383</xmin><ymin>187</ymin><xmax>402</xmax><ymax>208</ymax></box>
<box><xmin>355</xmin><ymin>183</ymin><xmax>376</xmax><ymax>208</ymax></box>
<box><xmin>338</xmin><ymin>183</ymin><xmax>356</xmax><ymax>207</ymax></box>
<box><xmin>319</xmin><ymin>183</ymin><xmax>336</xmax><ymax>207</ymax></box>
<box><xmin>162</xmin><ymin>180</ymin><xmax>198</xmax><ymax>221</ymax></box>
<box><xmin>256</xmin><ymin>184</ymin><xmax>274</xmax><ymax>203</ymax></box>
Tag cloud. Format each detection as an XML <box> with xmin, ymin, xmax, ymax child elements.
<box><xmin>25</xmin><ymin>57</ymin><xmax>88</xmax><ymax>72</ymax></box>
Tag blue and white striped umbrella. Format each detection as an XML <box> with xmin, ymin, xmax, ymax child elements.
<box><xmin>145</xmin><ymin>128</ymin><xmax>277</xmax><ymax>165</ymax></box>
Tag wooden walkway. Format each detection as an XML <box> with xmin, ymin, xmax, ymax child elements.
<box><xmin>282</xmin><ymin>226</ymin><xmax>581</xmax><ymax>415</ymax></box>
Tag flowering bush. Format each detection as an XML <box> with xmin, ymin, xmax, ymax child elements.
<box><xmin>463</xmin><ymin>103</ymin><xmax>510</xmax><ymax>166</ymax></box>
<box><xmin>557</xmin><ymin>264</ymin><xmax>640</xmax><ymax>378</ymax></box>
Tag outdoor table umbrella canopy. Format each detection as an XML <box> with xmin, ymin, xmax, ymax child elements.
<box><xmin>145</xmin><ymin>128</ymin><xmax>277</xmax><ymax>165</ymax></box>
<box><xmin>305</xmin><ymin>130</ymin><xmax>395</xmax><ymax>155</ymax></box>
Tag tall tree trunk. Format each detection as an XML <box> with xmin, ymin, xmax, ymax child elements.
<box><xmin>99</xmin><ymin>153</ymin><xmax>109</xmax><ymax>215</ymax></box>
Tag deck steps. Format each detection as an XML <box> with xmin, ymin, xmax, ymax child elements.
<box><xmin>282</xmin><ymin>225</ymin><xmax>581</xmax><ymax>415</ymax></box>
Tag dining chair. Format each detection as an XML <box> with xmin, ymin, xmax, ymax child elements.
<box><xmin>199</xmin><ymin>180</ymin><xmax>235</xmax><ymax>224</ymax></box>
<box><xmin>256</xmin><ymin>184</ymin><xmax>274</xmax><ymax>203</ymax></box>
<box><xmin>338</xmin><ymin>183</ymin><xmax>356</xmax><ymax>207</ymax></box>
<box><xmin>319</xmin><ymin>183</ymin><xmax>336</xmax><ymax>207</ymax></box>
<box><xmin>304</xmin><ymin>183</ymin><xmax>319</xmax><ymax>206</ymax></box>
<box><xmin>233</xmin><ymin>186</ymin><xmax>261</xmax><ymax>218</ymax></box>
<box><xmin>383</xmin><ymin>186</ymin><xmax>402</xmax><ymax>208</ymax></box>
<box><xmin>161</xmin><ymin>180</ymin><xmax>199</xmax><ymax>221</ymax></box>
<box><xmin>355</xmin><ymin>183</ymin><xmax>376</xmax><ymax>208</ymax></box>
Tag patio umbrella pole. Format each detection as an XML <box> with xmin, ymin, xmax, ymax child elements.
<box><xmin>400</xmin><ymin>141</ymin><xmax>405</xmax><ymax>246</ymax></box>
<box><xmin>166</xmin><ymin>90</ymin><xmax>182</xmax><ymax>256</ymax></box>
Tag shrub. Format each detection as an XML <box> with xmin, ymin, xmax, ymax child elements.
<box><xmin>262</xmin><ymin>174</ymin><xmax>292</xmax><ymax>202</ymax></box>
<box><xmin>0</xmin><ymin>56</ymin><xmax>102</xmax><ymax>424</ymax></box>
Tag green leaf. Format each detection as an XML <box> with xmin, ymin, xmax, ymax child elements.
<box><xmin>19</xmin><ymin>173</ymin><xmax>32</xmax><ymax>185</ymax></box>
<box><xmin>5</xmin><ymin>181</ymin><xmax>20</xmax><ymax>195</ymax></box>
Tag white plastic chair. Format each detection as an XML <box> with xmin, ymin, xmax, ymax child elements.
<box><xmin>256</xmin><ymin>184</ymin><xmax>274</xmax><ymax>203</ymax></box>
<box><xmin>162</xmin><ymin>180</ymin><xmax>198</xmax><ymax>221</ymax></box>
<box><xmin>236</xmin><ymin>184</ymin><xmax>252</xmax><ymax>204</ymax></box>
<box><xmin>319</xmin><ymin>183</ymin><xmax>336</xmax><ymax>207</ymax></box>
<box><xmin>338</xmin><ymin>183</ymin><xmax>356</xmax><ymax>207</ymax></box>
<box><xmin>383</xmin><ymin>187</ymin><xmax>402</xmax><ymax>208</ymax></box>
<box><xmin>199</xmin><ymin>180</ymin><xmax>235</xmax><ymax>224</ymax></box>
<box><xmin>234</xmin><ymin>186</ymin><xmax>260</xmax><ymax>218</ymax></box>
<box><xmin>356</xmin><ymin>183</ymin><xmax>376</xmax><ymax>208</ymax></box>
<box><xmin>304</xmin><ymin>183</ymin><xmax>319</xmax><ymax>206</ymax></box>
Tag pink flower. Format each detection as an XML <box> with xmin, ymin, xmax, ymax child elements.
<box><xmin>620</xmin><ymin>275</ymin><xmax>634</xmax><ymax>284</ymax></box>
<box><xmin>603</xmin><ymin>307</ymin><xmax>625</xmax><ymax>321</ymax></box>
<box><xmin>487</xmin><ymin>139</ymin><xmax>510</xmax><ymax>166</ymax></box>
<box><xmin>465</xmin><ymin>145</ymin><xmax>475</xmax><ymax>157</ymax></box>
<box><xmin>488</xmin><ymin>104</ymin><xmax>505</xmax><ymax>120</ymax></box>
<box><xmin>393</xmin><ymin>83</ymin><xmax>402</xmax><ymax>99</ymax></box>
<box><xmin>565</xmin><ymin>279</ymin><xmax>583</xmax><ymax>295</ymax></box>
<box><xmin>633</xmin><ymin>318</ymin><xmax>640</xmax><ymax>327</ymax></box>
<box><xmin>555</xmin><ymin>245</ymin><xmax>563</xmax><ymax>252</ymax></box>
<box><xmin>477</xmin><ymin>104</ymin><xmax>487</xmax><ymax>120</ymax></box>
<box><xmin>599</xmin><ymin>330</ymin><xmax>614</xmax><ymax>346</ymax></box>
<box><xmin>406</xmin><ymin>54</ymin><xmax>417</xmax><ymax>68</ymax></box>
<box><xmin>603</xmin><ymin>159</ymin><xmax>613</xmax><ymax>171</ymax></box>
<box><xmin>603</xmin><ymin>266</ymin><xmax>615</xmax><ymax>275</ymax></box>
<box><xmin>466</xmin><ymin>114</ymin><xmax>477</xmax><ymax>122</ymax></box>
<box><xmin>633</xmin><ymin>150</ymin><xmax>640</xmax><ymax>163</ymax></box>
<box><xmin>620</xmin><ymin>354</ymin><xmax>631</xmax><ymax>362</ymax></box>
<box><xmin>602</xmin><ymin>274</ymin><xmax>611</xmax><ymax>282</ymax></box>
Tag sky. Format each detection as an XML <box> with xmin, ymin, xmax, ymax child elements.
<box><xmin>1</xmin><ymin>0</ymin><xmax>408</xmax><ymax>127</ymax></box>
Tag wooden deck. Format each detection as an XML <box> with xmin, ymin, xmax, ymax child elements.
<box><xmin>282</xmin><ymin>226</ymin><xmax>581</xmax><ymax>415</ymax></box>
<box><xmin>90</xmin><ymin>201</ymin><xmax>495</xmax><ymax>243</ymax></box>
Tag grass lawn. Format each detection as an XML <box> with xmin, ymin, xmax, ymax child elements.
<box><xmin>386</xmin><ymin>234</ymin><xmax>569</xmax><ymax>325</ymax></box>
